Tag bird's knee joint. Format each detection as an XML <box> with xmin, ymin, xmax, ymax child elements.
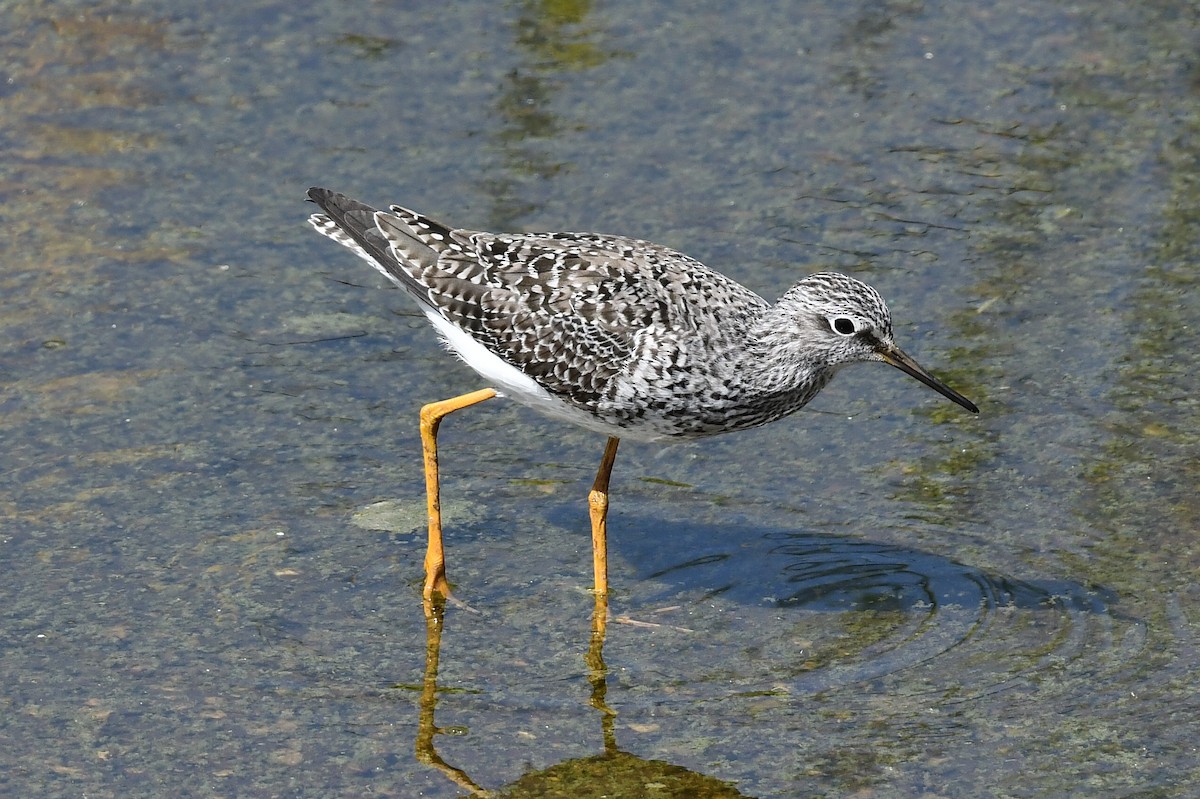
<box><xmin>588</xmin><ymin>489</ymin><xmax>608</xmax><ymax>511</ymax></box>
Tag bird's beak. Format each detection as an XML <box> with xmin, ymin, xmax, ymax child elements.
<box><xmin>877</xmin><ymin>344</ymin><xmax>979</xmax><ymax>413</ymax></box>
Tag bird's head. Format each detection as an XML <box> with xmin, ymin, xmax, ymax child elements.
<box><xmin>775</xmin><ymin>272</ymin><xmax>978</xmax><ymax>413</ymax></box>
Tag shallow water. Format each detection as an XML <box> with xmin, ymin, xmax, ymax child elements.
<box><xmin>2</xmin><ymin>0</ymin><xmax>1198</xmax><ymax>796</ymax></box>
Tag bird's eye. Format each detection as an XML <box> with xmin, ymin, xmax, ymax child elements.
<box><xmin>830</xmin><ymin>317</ymin><xmax>857</xmax><ymax>336</ymax></box>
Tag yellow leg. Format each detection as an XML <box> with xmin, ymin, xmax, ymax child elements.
<box><xmin>587</xmin><ymin>436</ymin><xmax>620</xmax><ymax>597</ymax></box>
<box><xmin>419</xmin><ymin>388</ymin><xmax>497</xmax><ymax>607</ymax></box>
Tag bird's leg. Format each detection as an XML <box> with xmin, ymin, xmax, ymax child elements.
<box><xmin>419</xmin><ymin>388</ymin><xmax>498</xmax><ymax>609</ymax></box>
<box><xmin>587</xmin><ymin>436</ymin><xmax>621</xmax><ymax>597</ymax></box>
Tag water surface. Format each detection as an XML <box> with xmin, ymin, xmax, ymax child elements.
<box><xmin>1</xmin><ymin>1</ymin><xmax>1198</xmax><ymax>796</ymax></box>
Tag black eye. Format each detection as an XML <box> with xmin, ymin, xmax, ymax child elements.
<box><xmin>831</xmin><ymin>317</ymin><xmax>857</xmax><ymax>335</ymax></box>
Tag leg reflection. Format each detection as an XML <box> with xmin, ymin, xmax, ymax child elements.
<box><xmin>411</xmin><ymin>594</ymin><xmax>748</xmax><ymax>796</ymax></box>
<box><xmin>586</xmin><ymin>591</ymin><xmax>618</xmax><ymax>754</ymax></box>
<box><xmin>414</xmin><ymin>596</ymin><xmax>487</xmax><ymax>796</ymax></box>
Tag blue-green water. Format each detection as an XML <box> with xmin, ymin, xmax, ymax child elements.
<box><xmin>1</xmin><ymin>1</ymin><xmax>1197</xmax><ymax>796</ymax></box>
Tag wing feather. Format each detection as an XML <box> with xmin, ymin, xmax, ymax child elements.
<box><xmin>310</xmin><ymin>188</ymin><xmax>767</xmax><ymax>409</ymax></box>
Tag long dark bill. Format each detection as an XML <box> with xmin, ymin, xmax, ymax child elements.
<box><xmin>878</xmin><ymin>345</ymin><xmax>979</xmax><ymax>414</ymax></box>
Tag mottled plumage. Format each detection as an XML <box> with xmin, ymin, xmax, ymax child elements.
<box><xmin>306</xmin><ymin>188</ymin><xmax>976</xmax><ymax>444</ymax></box>
<box><xmin>305</xmin><ymin>186</ymin><xmax>978</xmax><ymax>603</ymax></box>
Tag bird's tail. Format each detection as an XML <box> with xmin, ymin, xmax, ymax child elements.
<box><xmin>306</xmin><ymin>187</ymin><xmax>447</xmax><ymax>295</ymax></box>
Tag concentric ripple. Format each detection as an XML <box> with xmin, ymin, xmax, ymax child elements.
<box><xmin>607</xmin><ymin>522</ymin><xmax>1143</xmax><ymax>707</ymax></box>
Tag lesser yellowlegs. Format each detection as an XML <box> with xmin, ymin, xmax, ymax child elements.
<box><xmin>306</xmin><ymin>187</ymin><xmax>978</xmax><ymax>604</ymax></box>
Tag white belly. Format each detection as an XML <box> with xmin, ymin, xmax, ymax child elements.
<box><xmin>423</xmin><ymin>309</ymin><xmax>645</xmax><ymax>440</ymax></box>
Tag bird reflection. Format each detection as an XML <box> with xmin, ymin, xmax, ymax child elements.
<box><xmin>415</xmin><ymin>595</ymin><xmax>752</xmax><ymax>798</ymax></box>
<box><xmin>415</xmin><ymin>598</ymin><xmax>486</xmax><ymax>795</ymax></box>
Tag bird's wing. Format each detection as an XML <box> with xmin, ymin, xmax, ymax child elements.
<box><xmin>310</xmin><ymin>189</ymin><xmax>768</xmax><ymax>405</ymax></box>
<box><xmin>380</xmin><ymin>222</ymin><xmax>764</xmax><ymax>403</ymax></box>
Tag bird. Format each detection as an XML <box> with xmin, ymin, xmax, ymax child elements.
<box><xmin>305</xmin><ymin>186</ymin><xmax>978</xmax><ymax>606</ymax></box>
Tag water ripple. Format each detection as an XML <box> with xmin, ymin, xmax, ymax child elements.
<box><xmin>606</xmin><ymin>522</ymin><xmax>1145</xmax><ymax>712</ymax></box>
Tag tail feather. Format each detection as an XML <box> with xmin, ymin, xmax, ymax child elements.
<box><xmin>306</xmin><ymin>187</ymin><xmax>437</xmax><ymax>293</ymax></box>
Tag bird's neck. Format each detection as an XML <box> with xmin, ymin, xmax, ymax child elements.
<box><xmin>720</xmin><ymin>308</ymin><xmax>838</xmax><ymax>417</ymax></box>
